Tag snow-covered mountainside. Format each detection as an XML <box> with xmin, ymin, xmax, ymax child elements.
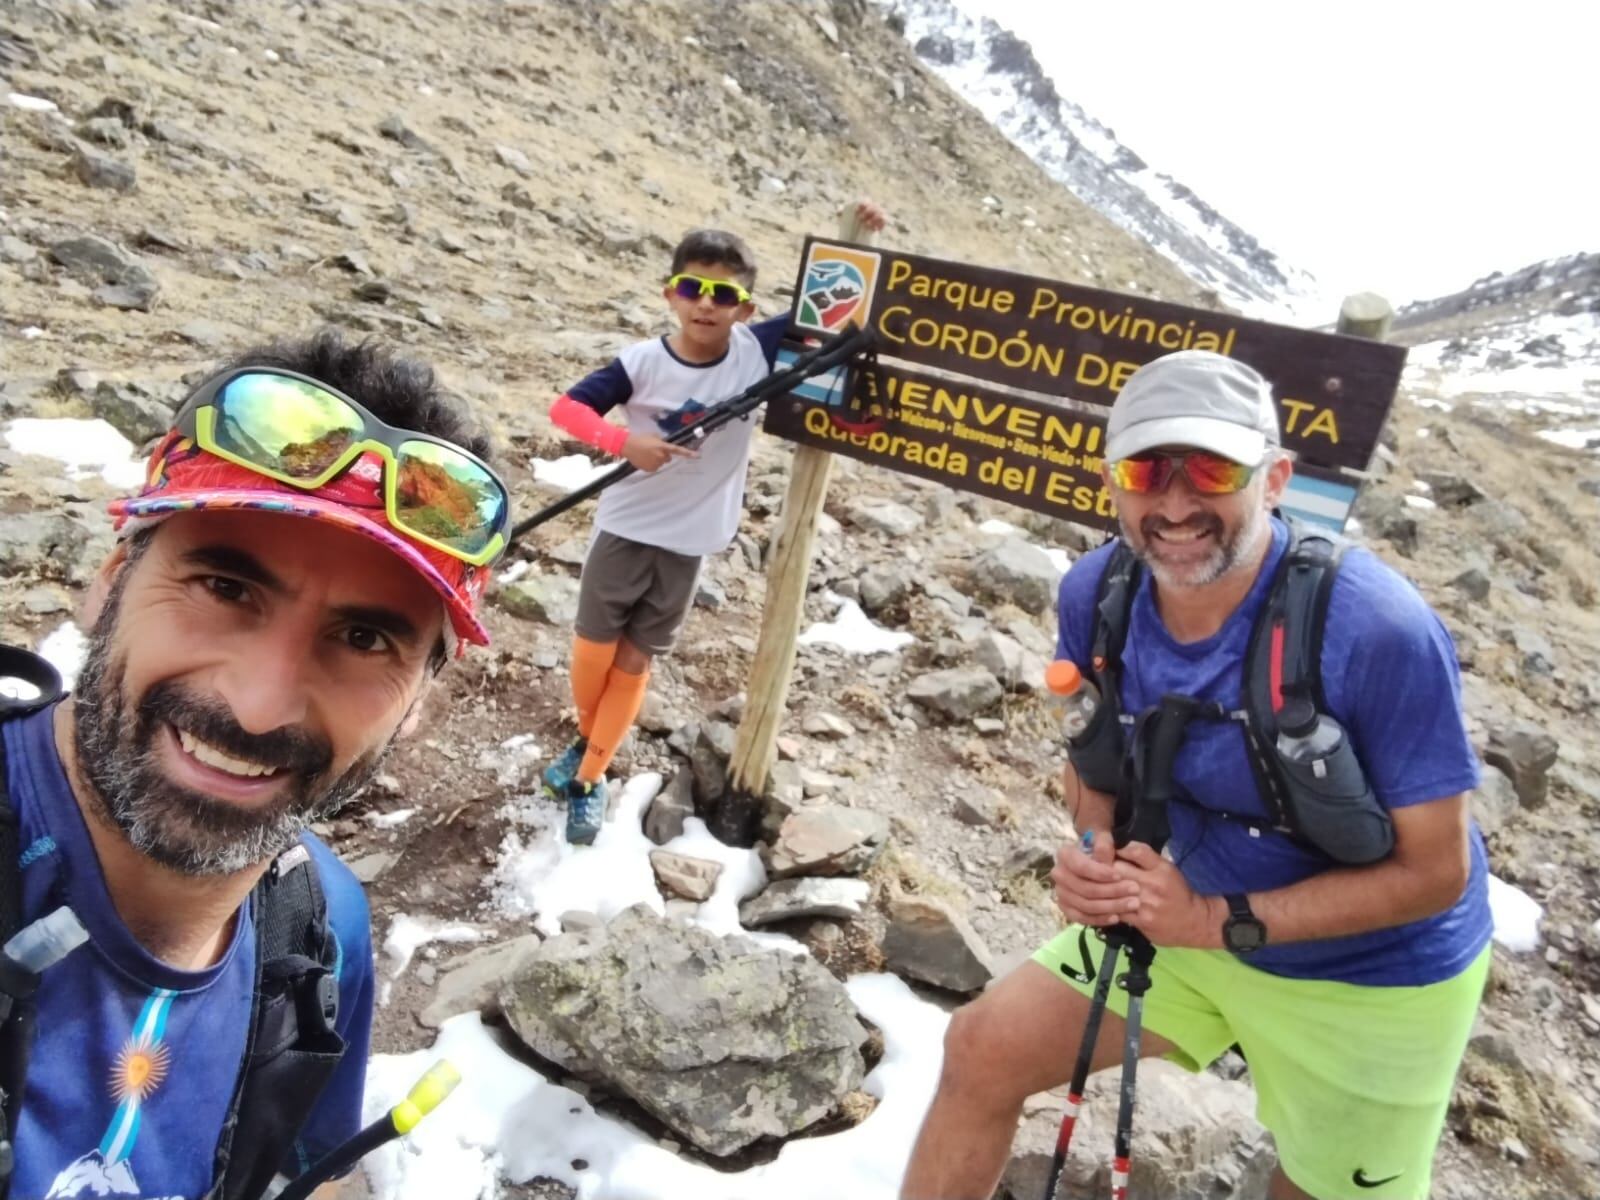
<box><xmin>884</xmin><ymin>0</ymin><xmax>1319</xmax><ymax>318</ymax></box>
<box><xmin>1397</xmin><ymin>253</ymin><xmax>1600</xmax><ymax>451</ymax></box>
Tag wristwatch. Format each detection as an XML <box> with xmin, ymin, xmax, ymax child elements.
<box><xmin>1222</xmin><ymin>893</ymin><xmax>1267</xmax><ymax>954</ymax></box>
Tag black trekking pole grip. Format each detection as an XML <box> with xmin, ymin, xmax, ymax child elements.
<box><xmin>507</xmin><ymin>322</ymin><xmax>874</xmax><ymax>546</ymax></box>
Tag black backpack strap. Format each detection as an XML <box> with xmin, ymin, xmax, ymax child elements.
<box><xmin>1065</xmin><ymin>542</ymin><xmax>1141</xmax><ymax>796</ymax></box>
<box><xmin>0</xmin><ymin>651</ymin><xmax>66</xmax><ymax>1193</ymax></box>
<box><xmin>210</xmin><ymin>841</ymin><xmax>346</xmax><ymax>1200</ymax></box>
<box><xmin>0</xmin><ymin>718</ymin><xmax>18</xmax><ymax>1191</ymax></box>
<box><xmin>0</xmin><ymin>721</ymin><xmax>22</xmax><ymax>959</ymax></box>
<box><xmin>1089</xmin><ymin>540</ymin><xmax>1141</xmax><ymax>697</ymax></box>
<box><xmin>1244</xmin><ymin>521</ymin><xmax>1345</xmax><ymax>732</ymax></box>
<box><xmin>1240</xmin><ymin>521</ymin><xmax>1350</xmax><ymax>836</ymax></box>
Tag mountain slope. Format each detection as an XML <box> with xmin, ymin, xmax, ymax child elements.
<box><xmin>885</xmin><ymin>0</ymin><xmax>1318</xmax><ymax>318</ymax></box>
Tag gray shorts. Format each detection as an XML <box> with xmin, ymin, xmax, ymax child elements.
<box><xmin>575</xmin><ymin>530</ymin><xmax>702</xmax><ymax>656</ymax></box>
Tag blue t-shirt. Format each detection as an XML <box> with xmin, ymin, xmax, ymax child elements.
<box><xmin>1055</xmin><ymin>518</ymin><xmax>1491</xmax><ymax>986</ymax></box>
<box><xmin>2</xmin><ymin>706</ymin><xmax>375</xmax><ymax>1198</ymax></box>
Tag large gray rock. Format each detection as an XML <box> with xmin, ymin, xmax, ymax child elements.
<box><xmin>973</xmin><ymin>537</ymin><xmax>1060</xmax><ymax>614</ymax></box>
<box><xmin>973</xmin><ymin>630</ymin><xmax>1048</xmax><ymax>694</ymax></box>
<box><xmin>88</xmin><ymin>381</ymin><xmax>175</xmax><ymax>445</ymax></box>
<box><xmin>881</xmin><ymin>895</ymin><xmax>995</xmax><ymax>993</ymax></box>
<box><xmin>690</xmin><ymin>719</ymin><xmax>737</xmax><ymax>808</ymax></box>
<box><xmin>649</xmin><ymin>849</ymin><xmax>723</xmax><ymax>901</ymax></box>
<box><xmin>1483</xmin><ymin>722</ymin><xmax>1559</xmax><ymax>808</ymax></box>
<box><xmin>1450</xmin><ymin>566</ymin><xmax>1491</xmax><ymax>602</ymax></box>
<box><xmin>644</xmin><ymin>767</ymin><xmax>694</xmax><ymax>845</ymax></box>
<box><xmin>73</xmin><ymin>146</ymin><xmax>137</xmax><ymax>191</ymax></box>
<box><xmin>858</xmin><ymin>563</ymin><xmax>914</xmax><ymax>613</ymax></box>
<box><xmin>493</xmin><ymin>574</ymin><xmax>579</xmax><ymax>625</ymax></box>
<box><xmin>908</xmin><ymin>666</ymin><xmax>1004</xmax><ymax>720</ymax></box>
<box><xmin>421</xmin><ymin>934</ymin><xmax>542</xmax><ymax>1027</ymax></box>
<box><xmin>1471</xmin><ymin>763</ymin><xmax>1520</xmax><ymax>837</ymax></box>
<box><xmin>499</xmin><ymin>906</ymin><xmax>867</xmax><ymax>1156</ymax></box>
<box><xmin>764</xmin><ymin>805</ymin><xmax>889</xmax><ymax>878</ymax></box>
<box><xmin>49</xmin><ymin>234</ymin><xmax>157</xmax><ymax>300</ymax></box>
<box><xmin>845</xmin><ymin>499</ymin><xmax>923</xmax><ymax>536</ymax></box>
<box><xmin>1417</xmin><ymin>470</ymin><xmax>1488</xmax><ymax>507</ymax></box>
<box><xmin>1356</xmin><ymin>492</ymin><xmax>1418</xmax><ymax>556</ymax></box>
<box><xmin>49</xmin><ymin>236</ymin><xmax>159</xmax><ymax>310</ymax></box>
<box><xmin>740</xmin><ymin>877</ymin><xmax>872</xmax><ymax>928</ymax></box>
<box><xmin>1005</xmin><ymin>1062</ymin><xmax>1275</xmax><ymax>1200</ymax></box>
<box><xmin>0</xmin><ymin>513</ymin><xmax>96</xmax><ymax>580</ymax></box>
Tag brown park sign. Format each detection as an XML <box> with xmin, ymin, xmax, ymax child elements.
<box><xmin>763</xmin><ymin>239</ymin><xmax>1406</xmax><ymax>532</ymax></box>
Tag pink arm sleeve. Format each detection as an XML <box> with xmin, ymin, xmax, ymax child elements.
<box><xmin>550</xmin><ymin>394</ymin><xmax>629</xmax><ymax>456</ymax></box>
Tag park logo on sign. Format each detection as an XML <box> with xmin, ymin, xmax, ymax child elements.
<box><xmin>795</xmin><ymin>242</ymin><xmax>880</xmax><ymax>334</ymax></box>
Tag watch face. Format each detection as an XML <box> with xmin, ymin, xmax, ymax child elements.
<box><xmin>1226</xmin><ymin>917</ymin><xmax>1267</xmax><ymax>953</ymax></box>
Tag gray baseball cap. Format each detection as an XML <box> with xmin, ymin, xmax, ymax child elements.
<box><xmin>1105</xmin><ymin>351</ymin><xmax>1280</xmax><ymax>465</ymax></box>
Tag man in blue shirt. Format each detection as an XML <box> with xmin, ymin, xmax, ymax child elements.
<box><xmin>901</xmin><ymin>351</ymin><xmax>1489</xmax><ymax>1200</ymax></box>
<box><xmin>1</xmin><ymin>330</ymin><xmax>509</xmax><ymax>1197</ymax></box>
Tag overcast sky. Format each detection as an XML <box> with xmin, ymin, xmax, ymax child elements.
<box><xmin>962</xmin><ymin>0</ymin><xmax>1595</xmax><ymax>309</ymax></box>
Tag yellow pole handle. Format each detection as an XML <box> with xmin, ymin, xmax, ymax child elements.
<box><xmin>390</xmin><ymin>1059</ymin><xmax>462</xmax><ymax>1135</ymax></box>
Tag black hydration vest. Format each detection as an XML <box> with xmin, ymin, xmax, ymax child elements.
<box><xmin>1066</xmin><ymin>521</ymin><xmax>1397</xmax><ymax>867</ymax></box>
<box><xmin>0</xmin><ymin>651</ymin><xmax>346</xmax><ymax>1200</ymax></box>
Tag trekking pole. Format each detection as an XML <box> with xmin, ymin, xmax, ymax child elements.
<box><xmin>274</xmin><ymin>1059</ymin><xmax>461</xmax><ymax>1200</ymax></box>
<box><xmin>1040</xmin><ymin>924</ymin><xmax>1124</xmax><ymax>1199</ymax></box>
<box><xmin>1040</xmin><ymin>696</ymin><xmax>1192</xmax><ymax>1200</ymax></box>
<box><xmin>1110</xmin><ymin>930</ymin><xmax>1156</xmax><ymax>1200</ymax></box>
<box><xmin>507</xmin><ymin>322</ymin><xmax>875</xmax><ymax>546</ymax></box>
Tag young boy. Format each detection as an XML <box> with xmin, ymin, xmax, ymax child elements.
<box><xmin>544</xmin><ymin>206</ymin><xmax>885</xmax><ymax>844</ymax></box>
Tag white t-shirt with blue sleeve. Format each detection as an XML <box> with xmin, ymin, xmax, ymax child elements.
<box><xmin>566</xmin><ymin>316</ymin><xmax>787</xmax><ymax>557</ymax></box>
<box><xmin>1</xmin><ymin>706</ymin><xmax>375</xmax><ymax>1198</ymax></box>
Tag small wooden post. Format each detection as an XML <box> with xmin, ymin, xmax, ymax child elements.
<box><xmin>712</xmin><ymin>205</ymin><xmax>876</xmax><ymax>846</ymax></box>
<box><xmin>1336</xmin><ymin>292</ymin><xmax>1393</xmax><ymax>341</ymax></box>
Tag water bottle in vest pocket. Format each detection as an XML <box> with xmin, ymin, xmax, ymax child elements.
<box><xmin>1274</xmin><ymin>706</ymin><xmax>1395</xmax><ymax>865</ymax></box>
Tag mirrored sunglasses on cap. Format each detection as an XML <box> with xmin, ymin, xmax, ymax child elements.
<box><xmin>170</xmin><ymin>369</ymin><xmax>510</xmax><ymax>565</ymax></box>
<box><xmin>1109</xmin><ymin>450</ymin><xmax>1258</xmax><ymax>496</ymax></box>
<box><xmin>667</xmin><ymin>273</ymin><xmax>751</xmax><ymax>307</ymax></box>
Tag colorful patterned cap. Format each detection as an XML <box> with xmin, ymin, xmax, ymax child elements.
<box><xmin>109</xmin><ymin>434</ymin><xmax>491</xmax><ymax>652</ymax></box>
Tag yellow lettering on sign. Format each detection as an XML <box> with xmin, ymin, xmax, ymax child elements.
<box><xmin>1304</xmin><ymin>406</ymin><xmax>1340</xmax><ymax>443</ymax></box>
<box><xmin>1279</xmin><ymin>398</ymin><xmax>1314</xmax><ymax>434</ymax></box>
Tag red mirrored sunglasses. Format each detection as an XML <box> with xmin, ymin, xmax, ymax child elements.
<box><xmin>1109</xmin><ymin>450</ymin><xmax>1257</xmax><ymax>496</ymax></box>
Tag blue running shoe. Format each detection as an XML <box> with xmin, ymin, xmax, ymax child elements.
<box><xmin>542</xmin><ymin>737</ymin><xmax>587</xmax><ymax>797</ymax></box>
<box><xmin>564</xmin><ymin>779</ymin><xmax>607</xmax><ymax>846</ymax></box>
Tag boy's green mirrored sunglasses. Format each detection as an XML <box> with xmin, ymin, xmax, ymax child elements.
<box><xmin>172</xmin><ymin>369</ymin><xmax>510</xmax><ymax>565</ymax></box>
<box><xmin>667</xmin><ymin>273</ymin><xmax>751</xmax><ymax>307</ymax></box>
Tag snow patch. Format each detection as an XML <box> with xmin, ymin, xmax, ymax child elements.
<box><xmin>381</xmin><ymin>915</ymin><xmax>483</xmax><ymax>1001</ymax></box>
<box><xmin>367</xmin><ymin>808</ymin><xmax>416</xmax><ymax>829</ymax></box>
<box><xmin>7</xmin><ymin>92</ymin><xmax>58</xmax><ymax>113</ymax></box>
<box><xmin>1487</xmin><ymin>874</ymin><xmax>1543</xmax><ymax>953</ymax></box>
<box><xmin>799</xmin><ymin>594</ymin><xmax>914</xmax><ymax>656</ymax></box>
<box><xmin>473</xmin><ymin>733</ymin><xmax>543</xmax><ymax>788</ymax></box>
<box><xmin>530</xmin><ymin>453</ymin><xmax>611</xmax><ymax>493</ymax></box>
<box><xmin>4</xmin><ymin>418</ymin><xmax>146</xmax><ymax>487</ymax></box>
<box><xmin>36</xmin><ymin>621</ymin><xmax>88</xmax><ymax>692</ymax></box>
<box><xmin>361</xmin><ymin>973</ymin><xmax>949</xmax><ymax>1198</ymax></box>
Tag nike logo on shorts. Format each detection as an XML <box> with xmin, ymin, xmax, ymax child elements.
<box><xmin>1352</xmin><ymin>1168</ymin><xmax>1402</xmax><ymax>1188</ymax></box>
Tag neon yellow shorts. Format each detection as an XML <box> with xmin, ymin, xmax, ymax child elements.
<box><xmin>1034</xmin><ymin>929</ymin><xmax>1490</xmax><ymax>1200</ymax></box>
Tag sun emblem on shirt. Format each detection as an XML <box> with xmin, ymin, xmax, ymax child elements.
<box><xmin>109</xmin><ymin>1037</ymin><xmax>170</xmax><ymax>1103</ymax></box>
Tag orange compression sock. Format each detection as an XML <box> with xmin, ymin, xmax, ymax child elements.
<box><xmin>570</xmin><ymin>636</ymin><xmax>618</xmax><ymax>740</ymax></box>
<box><xmin>578</xmin><ymin>665</ymin><xmax>651</xmax><ymax>783</ymax></box>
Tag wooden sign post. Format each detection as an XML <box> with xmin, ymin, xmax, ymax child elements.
<box><xmin>716</xmin><ymin>208</ymin><xmax>878</xmax><ymax>846</ymax></box>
